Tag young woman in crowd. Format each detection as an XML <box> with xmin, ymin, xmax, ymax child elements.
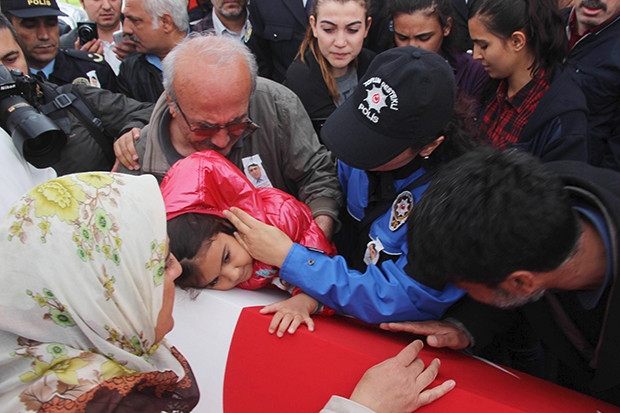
<box><xmin>161</xmin><ymin>150</ymin><xmax>337</xmax><ymax>337</ymax></box>
<box><xmin>0</xmin><ymin>172</ymin><xmax>200</xmax><ymax>412</ymax></box>
<box><xmin>387</xmin><ymin>0</ymin><xmax>489</xmax><ymax>108</ymax></box>
<box><xmin>469</xmin><ymin>0</ymin><xmax>589</xmax><ymax>162</ymax></box>
<box><xmin>284</xmin><ymin>0</ymin><xmax>375</xmax><ymax>134</ymax></box>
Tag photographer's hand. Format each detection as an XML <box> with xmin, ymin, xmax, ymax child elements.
<box><xmin>74</xmin><ymin>38</ymin><xmax>104</xmax><ymax>55</ymax></box>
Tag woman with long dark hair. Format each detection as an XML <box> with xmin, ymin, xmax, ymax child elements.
<box><xmin>470</xmin><ymin>0</ymin><xmax>588</xmax><ymax>161</ymax></box>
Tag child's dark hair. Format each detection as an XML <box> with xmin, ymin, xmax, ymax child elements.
<box><xmin>387</xmin><ymin>0</ymin><xmax>459</xmax><ymax>54</ymax></box>
<box><xmin>470</xmin><ymin>0</ymin><xmax>567</xmax><ymax>77</ymax></box>
<box><xmin>167</xmin><ymin>213</ymin><xmax>236</xmax><ymax>289</ymax></box>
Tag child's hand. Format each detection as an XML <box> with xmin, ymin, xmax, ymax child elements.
<box><xmin>260</xmin><ymin>293</ymin><xmax>319</xmax><ymax>337</ymax></box>
<box><xmin>223</xmin><ymin>207</ymin><xmax>294</xmax><ymax>268</ymax></box>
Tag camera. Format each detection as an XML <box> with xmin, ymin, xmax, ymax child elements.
<box><xmin>77</xmin><ymin>21</ymin><xmax>98</xmax><ymax>45</ymax></box>
<box><xmin>0</xmin><ymin>66</ymin><xmax>66</xmax><ymax>168</ymax></box>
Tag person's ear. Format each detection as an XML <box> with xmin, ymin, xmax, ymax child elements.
<box><xmin>165</xmin><ymin>93</ymin><xmax>178</xmax><ymax>117</ymax></box>
<box><xmin>502</xmin><ymin>271</ymin><xmax>538</xmax><ymax>295</ymax></box>
<box><xmin>364</xmin><ymin>16</ymin><xmax>372</xmax><ymax>37</ymax></box>
<box><xmin>160</xmin><ymin>13</ymin><xmax>174</xmax><ymax>33</ymax></box>
<box><xmin>509</xmin><ymin>30</ymin><xmax>527</xmax><ymax>52</ymax></box>
<box><xmin>443</xmin><ymin>16</ymin><xmax>453</xmax><ymax>37</ymax></box>
<box><xmin>419</xmin><ymin>136</ymin><xmax>445</xmax><ymax>158</ymax></box>
<box><xmin>310</xmin><ymin>15</ymin><xmax>318</xmax><ymax>38</ymax></box>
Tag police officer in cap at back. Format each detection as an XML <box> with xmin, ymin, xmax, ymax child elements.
<box><xmin>1</xmin><ymin>0</ymin><xmax>118</xmax><ymax>91</ymax></box>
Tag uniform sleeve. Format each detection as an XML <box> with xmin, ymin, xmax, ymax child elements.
<box><xmin>279</xmin><ymin>244</ymin><xmax>466</xmax><ymax>324</ymax></box>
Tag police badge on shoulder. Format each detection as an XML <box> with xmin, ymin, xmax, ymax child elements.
<box><xmin>389</xmin><ymin>190</ymin><xmax>414</xmax><ymax>231</ymax></box>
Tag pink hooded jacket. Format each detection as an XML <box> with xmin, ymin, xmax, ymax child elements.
<box><xmin>160</xmin><ymin>150</ymin><xmax>337</xmax><ymax>292</ymax></box>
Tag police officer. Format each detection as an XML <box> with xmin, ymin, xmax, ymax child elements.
<box><xmin>1</xmin><ymin>0</ymin><xmax>118</xmax><ymax>91</ymax></box>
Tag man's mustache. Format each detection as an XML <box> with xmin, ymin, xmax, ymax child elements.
<box><xmin>579</xmin><ymin>0</ymin><xmax>607</xmax><ymax>11</ymax></box>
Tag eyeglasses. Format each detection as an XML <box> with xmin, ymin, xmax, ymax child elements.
<box><xmin>173</xmin><ymin>98</ymin><xmax>259</xmax><ymax>141</ymax></box>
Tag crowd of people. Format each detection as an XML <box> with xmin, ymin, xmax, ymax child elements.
<box><xmin>1</xmin><ymin>0</ymin><xmax>619</xmax><ymax>411</ymax></box>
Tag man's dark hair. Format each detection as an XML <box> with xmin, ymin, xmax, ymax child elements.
<box><xmin>406</xmin><ymin>146</ymin><xmax>580</xmax><ymax>289</ymax></box>
<box><xmin>0</xmin><ymin>13</ymin><xmax>20</xmax><ymax>43</ymax></box>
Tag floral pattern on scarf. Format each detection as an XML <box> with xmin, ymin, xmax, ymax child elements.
<box><xmin>0</xmin><ymin>172</ymin><xmax>198</xmax><ymax>413</ymax></box>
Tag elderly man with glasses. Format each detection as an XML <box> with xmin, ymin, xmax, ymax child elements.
<box><xmin>114</xmin><ymin>34</ymin><xmax>342</xmax><ymax>239</ymax></box>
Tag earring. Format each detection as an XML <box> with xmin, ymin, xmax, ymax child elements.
<box><xmin>423</xmin><ymin>155</ymin><xmax>430</xmax><ymax>160</ymax></box>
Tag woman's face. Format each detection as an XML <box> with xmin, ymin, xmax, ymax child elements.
<box><xmin>391</xmin><ymin>9</ymin><xmax>450</xmax><ymax>53</ymax></box>
<box><xmin>193</xmin><ymin>233</ymin><xmax>254</xmax><ymax>290</ymax></box>
<box><xmin>310</xmin><ymin>0</ymin><xmax>370</xmax><ymax>77</ymax></box>
<box><xmin>468</xmin><ymin>15</ymin><xmax>517</xmax><ymax>79</ymax></box>
<box><xmin>154</xmin><ymin>239</ymin><xmax>182</xmax><ymax>343</ymax></box>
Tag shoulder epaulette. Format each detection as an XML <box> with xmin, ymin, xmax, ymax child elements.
<box><xmin>60</xmin><ymin>49</ymin><xmax>106</xmax><ymax>65</ymax></box>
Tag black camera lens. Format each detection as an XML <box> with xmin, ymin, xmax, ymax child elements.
<box><xmin>78</xmin><ymin>22</ymin><xmax>98</xmax><ymax>44</ymax></box>
<box><xmin>0</xmin><ymin>96</ymin><xmax>66</xmax><ymax>168</ymax></box>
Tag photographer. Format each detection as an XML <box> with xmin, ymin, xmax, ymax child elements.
<box><xmin>59</xmin><ymin>0</ymin><xmax>123</xmax><ymax>74</ymax></box>
<box><xmin>0</xmin><ymin>13</ymin><xmax>153</xmax><ymax>175</ymax></box>
<box><xmin>1</xmin><ymin>0</ymin><xmax>118</xmax><ymax>91</ymax></box>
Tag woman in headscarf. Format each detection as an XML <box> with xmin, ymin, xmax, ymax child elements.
<box><xmin>0</xmin><ymin>172</ymin><xmax>199</xmax><ymax>412</ymax></box>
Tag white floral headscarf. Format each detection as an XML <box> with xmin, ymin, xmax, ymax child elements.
<box><xmin>0</xmin><ymin>172</ymin><xmax>185</xmax><ymax>412</ymax></box>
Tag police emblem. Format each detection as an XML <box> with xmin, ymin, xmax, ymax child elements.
<box><xmin>72</xmin><ymin>77</ymin><xmax>90</xmax><ymax>86</ymax></box>
<box><xmin>357</xmin><ymin>76</ymin><xmax>399</xmax><ymax>124</ymax></box>
<box><xmin>389</xmin><ymin>191</ymin><xmax>414</xmax><ymax>231</ymax></box>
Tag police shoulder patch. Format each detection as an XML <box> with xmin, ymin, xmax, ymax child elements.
<box><xmin>63</xmin><ymin>49</ymin><xmax>105</xmax><ymax>64</ymax></box>
<box><xmin>389</xmin><ymin>191</ymin><xmax>414</xmax><ymax>231</ymax></box>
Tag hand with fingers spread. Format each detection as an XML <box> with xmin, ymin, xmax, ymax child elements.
<box><xmin>260</xmin><ymin>292</ymin><xmax>319</xmax><ymax>337</ymax></box>
<box><xmin>349</xmin><ymin>340</ymin><xmax>455</xmax><ymax>413</ymax></box>
<box><xmin>380</xmin><ymin>320</ymin><xmax>471</xmax><ymax>350</ymax></box>
<box><xmin>223</xmin><ymin>207</ymin><xmax>294</xmax><ymax>268</ymax></box>
<box><xmin>113</xmin><ymin>127</ymin><xmax>141</xmax><ymax>171</ymax></box>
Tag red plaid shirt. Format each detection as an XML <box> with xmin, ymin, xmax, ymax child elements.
<box><xmin>477</xmin><ymin>74</ymin><xmax>550</xmax><ymax>148</ymax></box>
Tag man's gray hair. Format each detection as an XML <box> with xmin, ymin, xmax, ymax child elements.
<box><xmin>142</xmin><ymin>0</ymin><xmax>188</xmax><ymax>31</ymax></box>
<box><xmin>163</xmin><ymin>32</ymin><xmax>258</xmax><ymax>102</ymax></box>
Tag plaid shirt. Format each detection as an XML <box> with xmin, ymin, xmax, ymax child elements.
<box><xmin>477</xmin><ymin>74</ymin><xmax>549</xmax><ymax>148</ymax></box>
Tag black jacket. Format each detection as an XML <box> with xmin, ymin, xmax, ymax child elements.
<box><xmin>37</xmin><ymin>79</ymin><xmax>153</xmax><ymax>175</ymax></box>
<box><xmin>284</xmin><ymin>48</ymin><xmax>375</xmax><ymax>134</ymax></box>
<box><xmin>50</xmin><ymin>48</ymin><xmax>118</xmax><ymax>92</ymax></box>
<box><xmin>117</xmin><ymin>53</ymin><xmax>164</xmax><ymax>103</ymax></box>
<box><xmin>563</xmin><ymin>10</ymin><xmax>620</xmax><ymax>170</ymax></box>
<box><xmin>511</xmin><ymin>66</ymin><xmax>589</xmax><ymax>162</ymax></box>
<box><xmin>248</xmin><ymin>0</ymin><xmax>308</xmax><ymax>83</ymax></box>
